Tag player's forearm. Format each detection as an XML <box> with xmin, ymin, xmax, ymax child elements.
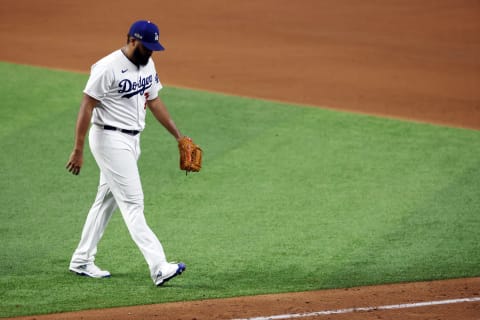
<box><xmin>73</xmin><ymin>95</ymin><xmax>96</xmax><ymax>152</ymax></box>
<box><xmin>159</xmin><ymin>119</ymin><xmax>179</xmax><ymax>137</ymax></box>
<box><xmin>73</xmin><ymin>109</ymin><xmax>91</xmax><ymax>152</ymax></box>
<box><xmin>159</xmin><ymin>117</ymin><xmax>182</xmax><ymax>141</ymax></box>
<box><xmin>148</xmin><ymin>98</ymin><xmax>182</xmax><ymax>140</ymax></box>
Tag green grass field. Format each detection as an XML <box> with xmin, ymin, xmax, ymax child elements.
<box><xmin>1</xmin><ymin>62</ymin><xmax>479</xmax><ymax>317</ymax></box>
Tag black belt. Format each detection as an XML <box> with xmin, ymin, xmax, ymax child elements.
<box><xmin>103</xmin><ymin>125</ymin><xmax>140</xmax><ymax>136</ymax></box>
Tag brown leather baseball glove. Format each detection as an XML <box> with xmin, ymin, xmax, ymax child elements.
<box><xmin>178</xmin><ymin>137</ymin><xmax>202</xmax><ymax>174</ymax></box>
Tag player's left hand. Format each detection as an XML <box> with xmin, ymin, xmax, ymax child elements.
<box><xmin>66</xmin><ymin>150</ymin><xmax>84</xmax><ymax>175</ymax></box>
<box><xmin>178</xmin><ymin>137</ymin><xmax>202</xmax><ymax>173</ymax></box>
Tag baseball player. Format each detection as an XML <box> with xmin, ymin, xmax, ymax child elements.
<box><xmin>66</xmin><ymin>20</ymin><xmax>186</xmax><ymax>286</ymax></box>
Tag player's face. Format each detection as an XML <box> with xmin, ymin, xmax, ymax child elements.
<box><xmin>132</xmin><ymin>41</ymin><xmax>152</xmax><ymax>66</ymax></box>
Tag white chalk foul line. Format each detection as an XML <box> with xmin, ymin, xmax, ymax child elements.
<box><xmin>232</xmin><ymin>297</ymin><xmax>480</xmax><ymax>320</ymax></box>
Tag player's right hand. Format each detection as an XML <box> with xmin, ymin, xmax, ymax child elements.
<box><xmin>66</xmin><ymin>150</ymin><xmax>83</xmax><ymax>175</ymax></box>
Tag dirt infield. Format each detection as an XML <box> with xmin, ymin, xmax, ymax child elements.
<box><xmin>5</xmin><ymin>278</ymin><xmax>480</xmax><ymax>320</ymax></box>
<box><xmin>1</xmin><ymin>0</ymin><xmax>479</xmax><ymax>129</ymax></box>
<box><xmin>1</xmin><ymin>0</ymin><xmax>479</xmax><ymax>319</ymax></box>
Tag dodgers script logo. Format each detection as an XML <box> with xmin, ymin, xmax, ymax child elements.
<box><xmin>118</xmin><ymin>75</ymin><xmax>153</xmax><ymax>98</ymax></box>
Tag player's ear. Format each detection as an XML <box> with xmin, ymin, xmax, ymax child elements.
<box><xmin>132</xmin><ymin>37</ymin><xmax>141</xmax><ymax>48</ymax></box>
<box><xmin>127</xmin><ymin>36</ymin><xmax>137</xmax><ymax>46</ymax></box>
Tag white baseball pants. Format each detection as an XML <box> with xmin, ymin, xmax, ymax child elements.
<box><xmin>70</xmin><ymin>125</ymin><xmax>166</xmax><ymax>281</ymax></box>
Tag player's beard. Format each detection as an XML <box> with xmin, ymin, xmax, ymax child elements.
<box><xmin>133</xmin><ymin>46</ymin><xmax>151</xmax><ymax>66</ymax></box>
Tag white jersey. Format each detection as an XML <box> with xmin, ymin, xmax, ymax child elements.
<box><xmin>84</xmin><ymin>49</ymin><xmax>162</xmax><ymax>131</ymax></box>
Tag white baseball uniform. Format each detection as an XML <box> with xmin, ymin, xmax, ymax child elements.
<box><xmin>70</xmin><ymin>49</ymin><xmax>168</xmax><ymax>282</ymax></box>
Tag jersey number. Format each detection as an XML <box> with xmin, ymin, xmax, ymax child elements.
<box><xmin>144</xmin><ymin>92</ymin><xmax>150</xmax><ymax>109</ymax></box>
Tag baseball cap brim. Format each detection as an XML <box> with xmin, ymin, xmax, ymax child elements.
<box><xmin>142</xmin><ymin>41</ymin><xmax>165</xmax><ymax>51</ymax></box>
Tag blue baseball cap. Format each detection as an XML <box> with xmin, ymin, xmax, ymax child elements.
<box><xmin>128</xmin><ymin>20</ymin><xmax>165</xmax><ymax>51</ymax></box>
